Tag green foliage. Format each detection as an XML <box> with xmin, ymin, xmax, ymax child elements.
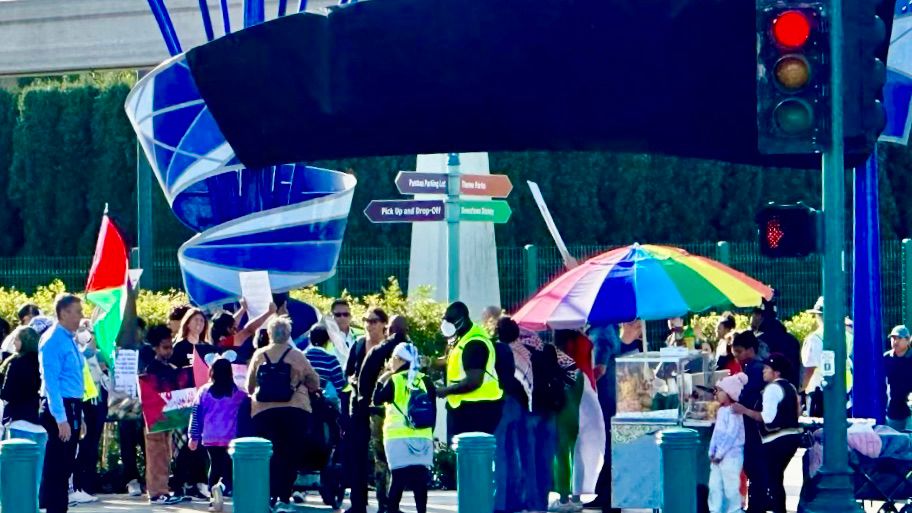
<box><xmin>292</xmin><ymin>278</ymin><xmax>447</xmax><ymax>357</ymax></box>
<box><xmin>136</xmin><ymin>289</ymin><xmax>189</xmax><ymax>326</ymax></box>
<box><xmin>4</xmin><ymin>278</ymin><xmax>447</xmax><ymax>356</ymax></box>
<box><xmin>783</xmin><ymin>311</ymin><xmax>820</xmax><ymax>344</ymax></box>
<box><xmin>690</xmin><ymin>312</ymin><xmax>752</xmax><ymax>343</ymax></box>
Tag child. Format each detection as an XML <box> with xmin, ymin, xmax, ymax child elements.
<box><xmin>373</xmin><ymin>342</ymin><xmax>436</xmax><ymax>513</ymax></box>
<box><xmin>142</xmin><ymin>325</ymin><xmax>184</xmax><ymax>505</ymax></box>
<box><xmin>709</xmin><ymin>373</ymin><xmax>749</xmax><ymax>513</ymax></box>
<box><xmin>189</xmin><ymin>352</ymin><xmax>247</xmax><ymax>512</ymax></box>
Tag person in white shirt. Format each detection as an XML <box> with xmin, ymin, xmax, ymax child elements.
<box><xmin>801</xmin><ymin>298</ymin><xmax>825</xmax><ymax>417</ymax></box>
<box><xmin>708</xmin><ymin>373</ymin><xmax>748</xmax><ymax>513</ymax></box>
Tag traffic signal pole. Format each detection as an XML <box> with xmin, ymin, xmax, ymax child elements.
<box><xmin>803</xmin><ymin>0</ymin><xmax>857</xmax><ymax>507</ymax></box>
<box><xmin>447</xmin><ymin>153</ymin><xmax>461</xmax><ymax>303</ymax></box>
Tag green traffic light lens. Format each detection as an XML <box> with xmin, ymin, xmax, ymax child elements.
<box><xmin>773</xmin><ymin>99</ymin><xmax>814</xmax><ymax>135</ymax></box>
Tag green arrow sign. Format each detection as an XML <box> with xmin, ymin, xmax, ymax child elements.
<box><xmin>457</xmin><ymin>200</ymin><xmax>512</xmax><ymax>223</ymax></box>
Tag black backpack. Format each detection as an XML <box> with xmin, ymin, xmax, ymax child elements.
<box><xmin>530</xmin><ymin>344</ymin><xmax>567</xmax><ymax>414</ymax></box>
<box><xmin>393</xmin><ymin>378</ymin><xmax>436</xmax><ymax>430</ymax></box>
<box><xmin>255</xmin><ymin>347</ymin><xmax>295</xmax><ymax>403</ymax></box>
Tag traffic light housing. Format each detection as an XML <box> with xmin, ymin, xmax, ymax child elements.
<box><xmin>756</xmin><ymin>203</ymin><xmax>819</xmax><ymax>258</ymax></box>
<box><xmin>757</xmin><ymin>3</ymin><xmax>830</xmax><ymax>154</ymax></box>
<box><xmin>843</xmin><ymin>0</ymin><xmax>891</xmax><ymax>156</ymax></box>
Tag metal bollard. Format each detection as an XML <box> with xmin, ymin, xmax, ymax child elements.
<box><xmin>453</xmin><ymin>432</ymin><xmax>496</xmax><ymax>513</ymax></box>
<box><xmin>0</xmin><ymin>439</ymin><xmax>39</xmax><ymax>512</ymax></box>
<box><xmin>658</xmin><ymin>428</ymin><xmax>699</xmax><ymax>513</ymax></box>
<box><xmin>230</xmin><ymin>437</ymin><xmax>273</xmax><ymax>513</ymax></box>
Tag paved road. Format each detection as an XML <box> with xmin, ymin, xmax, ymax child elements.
<box><xmin>72</xmin><ymin>451</ymin><xmax>893</xmax><ymax>513</ymax></box>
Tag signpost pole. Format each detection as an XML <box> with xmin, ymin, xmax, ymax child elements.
<box><xmin>804</xmin><ymin>0</ymin><xmax>857</xmax><ymax>506</ymax></box>
<box><xmin>447</xmin><ymin>153</ymin><xmax>461</xmax><ymax>302</ymax></box>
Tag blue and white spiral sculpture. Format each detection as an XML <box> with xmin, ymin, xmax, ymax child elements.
<box><xmin>126</xmin><ymin>1</ymin><xmax>356</xmax><ymax>308</ymax></box>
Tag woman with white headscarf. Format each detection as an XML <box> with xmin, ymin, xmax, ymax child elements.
<box><xmin>373</xmin><ymin>342</ymin><xmax>437</xmax><ymax>513</ymax></box>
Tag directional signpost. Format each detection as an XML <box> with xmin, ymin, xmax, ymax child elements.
<box><xmin>363</xmin><ymin>199</ymin><xmax>445</xmax><ymax>223</ymax></box>
<box><xmin>457</xmin><ymin>200</ymin><xmax>512</xmax><ymax>223</ymax></box>
<box><xmin>368</xmin><ymin>159</ymin><xmax>514</xmax><ymax>301</ymax></box>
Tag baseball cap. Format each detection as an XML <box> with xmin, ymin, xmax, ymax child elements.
<box><xmin>764</xmin><ymin>352</ymin><xmax>792</xmax><ymax>376</ymax></box>
<box><xmin>890</xmin><ymin>325</ymin><xmax>911</xmax><ymax>339</ymax></box>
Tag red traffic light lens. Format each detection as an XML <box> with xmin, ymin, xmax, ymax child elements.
<box><xmin>772</xmin><ymin>10</ymin><xmax>811</xmax><ymax>49</ymax></box>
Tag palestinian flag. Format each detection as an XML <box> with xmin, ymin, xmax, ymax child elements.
<box><xmin>565</xmin><ymin>332</ymin><xmax>606</xmax><ymax>494</ymax></box>
<box><xmin>139</xmin><ymin>367</ymin><xmax>197</xmax><ymax>433</ymax></box>
<box><xmin>85</xmin><ymin>212</ymin><xmax>129</xmax><ymax>367</ymax></box>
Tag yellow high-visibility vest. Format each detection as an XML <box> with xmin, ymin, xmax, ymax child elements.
<box><xmin>383</xmin><ymin>372</ymin><xmax>434</xmax><ymax>440</ymax></box>
<box><xmin>445</xmin><ymin>324</ymin><xmax>502</xmax><ymax>408</ymax></box>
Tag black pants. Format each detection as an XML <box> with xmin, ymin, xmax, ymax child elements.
<box><xmin>206</xmin><ymin>446</ymin><xmax>232</xmax><ymax>492</ymax></box>
<box><xmin>75</xmin><ymin>391</ymin><xmax>108</xmax><ymax>494</ymax></box>
<box><xmin>592</xmin><ymin>371</ymin><xmax>614</xmax><ymax>508</ymax></box>
<box><xmin>744</xmin><ymin>431</ymin><xmax>767</xmax><ymax>513</ymax></box>
<box><xmin>808</xmin><ymin>389</ymin><xmax>824</xmax><ymax>418</ymax></box>
<box><xmin>764</xmin><ymin>435</ymin><xmax>800</xmax><ymax>513</ymax></box>
<box><xmin>173</xmin><ymin>430</ymin><xmax>210</xmax><ymax>491</ymax></box>
<box><xmin>118</xmin><ymin>418</ymin><xmax>146</xmax><ymax>484</ymax></box>
<box><xmin>447</xmin><ymin>400</ymin><xmax>503</xmax><ymax>440</ymax></box>
<box><xmin>40</xmin><ymin>398</ymin><xmax>82</xmax><ymax>513</ymax></box>
<box><xmin>253</xmin><ymin>407</ymin><xmax>310</xmax><ymax>502</ymax></box>
<box><xmin>346</xmin><ymin>411</ymin><xmax>372</xmax><ymax>513</ymax></box>
<box><xmin>388</xmin><ymin>466</ymin><xmax>429</xmax><ymax>513</ymax></box>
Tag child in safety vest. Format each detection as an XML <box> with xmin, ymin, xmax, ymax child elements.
<box><xmin>373</xmin><ymin>342</ymin><xmax>437</xmax><ymax>513</ymax></box>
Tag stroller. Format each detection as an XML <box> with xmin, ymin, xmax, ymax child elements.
<box><xmin>294</xmin><ymin>392</ymin><xmax>346</xmax><ymax>509</ymax></box>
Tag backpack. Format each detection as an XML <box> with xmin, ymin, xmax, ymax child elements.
<box><xmin>394</xmin><ymin>377</ymin><xmax>436</xmax><ymax>430</ymax></box>
<box><xmin>255</xmin><ymin>347</ymin><xmax>295</xmax><ymax>403</ymax></box>
<box><xmin>530</xmin><ymin>344</ymin><xmax>567</xmax><ymax>414</ymax></box>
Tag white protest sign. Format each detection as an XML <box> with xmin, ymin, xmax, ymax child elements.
<box><xmin>113</xmin><ymin>349</ymin><xmax>139</xmax><ymax>398</ymax></box>
<box><xmin>239</xmin><ymin>271</ymin><xmax>272</xmax><ymax>319</ymax></box>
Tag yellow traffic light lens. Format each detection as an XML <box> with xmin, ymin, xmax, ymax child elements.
<box><xmin>773</xmin><ymin>99</ymin><xmax>814</xmax><ymax>135</ymax></box>
<box><xmin>774</xmin><ymin>55</ymin><xmax>811</xmax><ymax>91</ymax></box>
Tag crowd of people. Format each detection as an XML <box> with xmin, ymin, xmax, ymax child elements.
<box><xmin>0</xmin><ymin>290</ymin><xmax>910</xmax><ymax>513</ymax></box>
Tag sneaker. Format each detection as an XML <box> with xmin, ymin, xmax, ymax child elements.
<box><xmin>549</xmin><ymin>500</ymin><xmax>579</xmax><ymax>513</ymax></box>
<box><xmin>197</xmin><ymin>482</ymin><xmax>211</xmax><ymax>499</ymax></box>
<box><xmin>127</xmin><ymin>479</ymin><xmax>142</xmax><ymax>497</ymax></box>
<box><xmin>569</xmin><ymin>499</ymin><xmax>585</xmax><ymax>512</ymax></box>
<box><xmin>68</xmin><ymin>490</ymin><xmax>99</xmax><ymax>504</ymax></box>
<box><xmin>292</xmin><ymin>491</ymin><xmax>307</xmax><ymax>504</ymax></box>
<box><xmin>149</xmin><ymin>495</ymin><xmax>183</xmax><ymax>505</ymax></box>
<box><xmin>273</xmin><ymin>501</ymin><xmax>295</xmax><ymax>513</ymax></box>
<box><xmin>210</xmin><ymin>482</ymin><xmax>225</xmax><ymax>512</ymax></box>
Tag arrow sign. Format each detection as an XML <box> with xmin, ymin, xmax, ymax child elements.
<box><xmin>396</xmin><ymin>171</ymin><xmax>513</xmax><ymax>198</ymax></box>
<box><xmin>458</xmin><ymin>200</ymin><xmax>512</xmax><ymax>223</ymax></box>
<box><xmin>459</xmin><ymin>174</ymin><xmax>513</xmax><ymax>197</ymax></box>
<box><xmin>395</xmin><ymin>172</ymin><xmax>448</xmax><ymax>195</ymax></box>
<box><xmin>364</xmin><ymin>200</ymin><xmax>445</xmax><ymax>223</ymax></box>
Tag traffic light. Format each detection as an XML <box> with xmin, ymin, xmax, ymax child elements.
<box><xmin>757</xmin><ymin>2</ymin><xmax>830</xmax><ymax>154</ymax></box>
<box><xmin>756</xmin><ymin>203</ymin><xmax>819</xmax><ymax>258</ymax></box>
<box><xmin>843</xmin><ymin>0</ymin><xmax>891</xmax><ymax>156</ymax></box>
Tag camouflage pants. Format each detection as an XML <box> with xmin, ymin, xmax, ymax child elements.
<box><xmin>370</xmin><ymin>414</ymin><xmax>391</xmax><ymax>505</ymax></box>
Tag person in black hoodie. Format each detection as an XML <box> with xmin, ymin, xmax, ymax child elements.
<box><xmin>0</xmin><ymin>326</ymin><xmax>47</xmax><ymax>500</ymax></box>
<box><xmin>750</xmin><ymin>299</ymin><xmax>801</xmax><ymax>388</ymax></box>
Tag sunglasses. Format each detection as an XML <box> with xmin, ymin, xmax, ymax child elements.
<box><xmin>333</xmin><ymin>312</ymin><xmax>351</xmax><ymax>318</ymax></box>
<box><xmin>364</xmin><ymin>318</ymin><xmax>382</xmax><ymax>324</ymax></box>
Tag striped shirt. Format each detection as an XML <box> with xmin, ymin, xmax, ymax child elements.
<box><xmin>304</xmin><ymin>345</ymin><xmax>347</xmax><ymax>394</ymax></box>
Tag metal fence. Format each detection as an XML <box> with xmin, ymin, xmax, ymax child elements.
<box><xmin>0</xmin><ymin>241</ymin><xmax>904</xmax><ymax>328</ymax></box>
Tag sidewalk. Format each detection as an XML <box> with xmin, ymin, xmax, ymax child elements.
<box><xmin>71</xmin><ymin>452</ymin><xmax>890</xmax><ymax>513</ymax></box>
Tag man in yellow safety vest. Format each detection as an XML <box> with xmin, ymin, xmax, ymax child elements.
<box><xmin>436</xmin><ymin>301</ymin><xmax>504</xmax><ymax>438</ymax></box>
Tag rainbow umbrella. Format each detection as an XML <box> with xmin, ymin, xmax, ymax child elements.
<box><xmin>513</xmin><ymin>244</ymin><xmax>773</xmax><ymax>330</ymax></box>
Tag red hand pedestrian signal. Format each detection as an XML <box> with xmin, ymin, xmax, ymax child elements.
<box><xmin>766</xmin><ymin>218</ymin><xmax>785</xmax><ymax>249</ymax></box>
